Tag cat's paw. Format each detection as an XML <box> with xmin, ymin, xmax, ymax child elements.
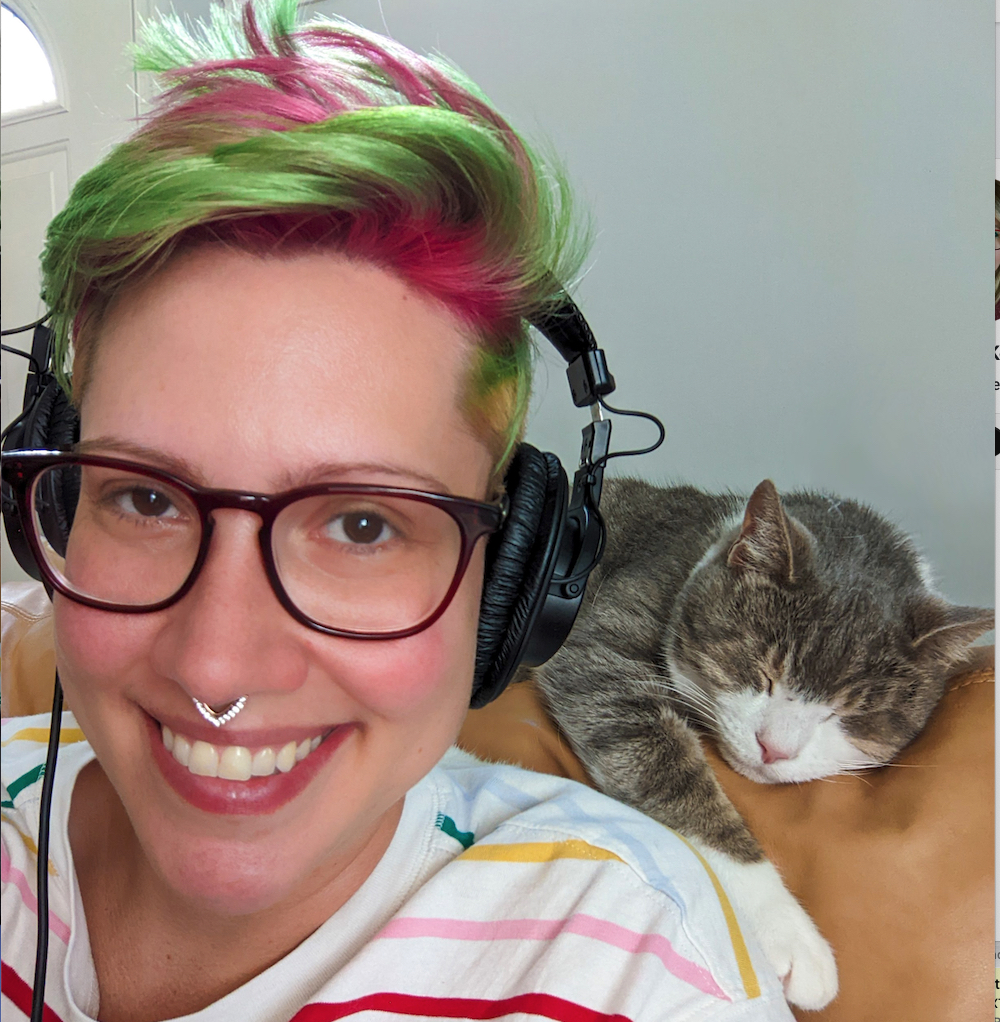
<box><xmin>692</xmin><ymin>848</ymin><xmax>838</xmax><ymax>1010</ymax></box>
<box><xmin>745</xmin><ymin>881</ymin><xmax>838</xmax><ymax>1009</ymax></box>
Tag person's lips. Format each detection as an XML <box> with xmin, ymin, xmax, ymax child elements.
<box><xmin>145</xmin><ymin>711</ymin><xmax>354</xmax><ymax>815</ymax></box>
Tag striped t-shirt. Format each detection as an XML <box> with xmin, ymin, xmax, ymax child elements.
<box><xmin>2</xmin><ymin>712</ymin><xmax>793</xmax><ymax>1021</ymax></box>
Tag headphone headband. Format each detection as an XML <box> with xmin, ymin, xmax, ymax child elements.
<box><xmin>529</xmin><ymin>292</ymin><xmax>617</xmax><ymax>409</ymax></box>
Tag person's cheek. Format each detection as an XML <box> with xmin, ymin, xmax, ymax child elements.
<box><xmin>53</xmin><ymin>597</ymin><xmax>157</xmax><ymax>706</ymax></box>
<box><xmin>321</xmin><ymin>559</ymin><xmax>483</xmax><ymax>719</ymax></box>
<box><xmin>318</xmin><ymin>623</ymin><xmax>469</xmax><ymax>720</ymax></box>
<box><xmin>52</xmin><ymin>599</ymin><xmax>166</xmax><ymax>801</ymax></box>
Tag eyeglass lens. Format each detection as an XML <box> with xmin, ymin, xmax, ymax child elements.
<box><xmin>30</xmin><ymin>463</ymin><xmax>465</xmax><ymax>634</ymax></box>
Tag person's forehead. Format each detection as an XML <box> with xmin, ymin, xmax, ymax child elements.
<box><xmin>79</xmin><ymin>247</ymin><xmax>491</xmax><ymax>495</ymax></box>
<box><xmin>101</xmin><ymin>245</ymin><xmax>472</xmax><ymax>368</ymax></box>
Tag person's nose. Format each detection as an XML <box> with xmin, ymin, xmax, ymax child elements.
<box><xmin>150</xmin><ymin>509</ymin><xmax>309</xmax><ymax>708</ymax></box>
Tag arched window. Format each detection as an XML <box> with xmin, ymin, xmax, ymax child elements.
<box><xmin>1</xmin><ymin>5</ymin><xmax>57</xmax><ymax>117</ymax></box>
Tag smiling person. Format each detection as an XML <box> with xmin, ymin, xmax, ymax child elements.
<box><xmin>1</xmin><ymin>3</ymin><xmax>796</xmax><ymax>1021</ymax></box>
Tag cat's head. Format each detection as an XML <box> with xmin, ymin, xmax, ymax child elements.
<box><xmin>665</xmin><ymin>480</ymin><xmax>993</xmax><ymax>784</ymax></box>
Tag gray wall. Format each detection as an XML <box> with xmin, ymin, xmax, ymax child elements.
<box><xmin>164</xmin><ymin>0</ymin><xmax>994</xmax><ymax>611</ymax></box>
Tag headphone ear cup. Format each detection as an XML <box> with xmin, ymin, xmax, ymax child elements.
<box><xmin>22</xmin><ymin>377</ymin><xmax>80</xmax><ymax>451</ymax></box>
<box><xmin>472</xmin><ymin>444</ymin><xmax>567</xmax><ymax>708</ymax></box>
<box><xmin>1</xmin><ymin>376</ymin><xmax>80</xmax><ymax>579</ymax></box>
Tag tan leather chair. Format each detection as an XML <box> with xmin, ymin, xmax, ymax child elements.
<box><xmin>3</xmin><ymin>582</ymin><xmax>992</xmax><ymax>1021</ymax></box>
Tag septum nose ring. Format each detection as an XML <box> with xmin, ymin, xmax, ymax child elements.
<box><xmin>193</xmin><ymin>696</ymin><xmax>248</xmax><ymax>727</ymax></box>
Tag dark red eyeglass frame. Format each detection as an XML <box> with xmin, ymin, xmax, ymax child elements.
<box><xmin>2</xmin><ymin>451</ymin><xmax>506</xmax><ymax>640</ymax></box>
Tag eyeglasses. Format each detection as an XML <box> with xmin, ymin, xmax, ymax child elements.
<box><xmin>2</xmin><ymin>452</ymin><xmax>505</xmax><ymax>639</ymax></box>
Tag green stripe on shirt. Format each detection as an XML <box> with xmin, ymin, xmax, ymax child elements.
<box><xmin>2</xmin><ymin>763</ymin><xmax>46</xmax><ymax>807</ymax></box>
<box><xmin>435</xmin><ymin>813</ymin><xmax>474</xmax><ymax>849</ymax></box>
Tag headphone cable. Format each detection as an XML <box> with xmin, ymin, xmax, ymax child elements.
<box><xmin>1</xmin><ymin>344</ymin><xmax>43</xmax><ymax>375</ymax></box>
<box><xmin>30</xmin><ymin>674</ymin><xmax>64</xmax><ymax>1022</ymax></box>
<box><xmin>591</xmin><ymin>396</ymin><xmax>665</xmax><ymax>470</ymax></box>
<box><xmin>1</xmin><ymin>313</ymin><xmax>51</xmax><ymax>337</ymax></box>
<box><xmin>1</xmin><ymin>404</ymin><xmax>34</xmax><ymax>446</ymax></box>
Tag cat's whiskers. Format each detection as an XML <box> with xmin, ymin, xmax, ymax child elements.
<box><xmin>641</xmin><ymin>676</ymin><xmax>722</xmax><ymax>726</ymax></box>
<box><xmin>822</xmin><ymin>769</ymin><xmax>876</xmax><ymax>789</ymax></box>
<box><xmin>666</xmin><ymin>685</ymin><xmax>723</xmax><ymax>733</ymax></box>
<box><xmin>645</xmin><ymin>671</ymin><xmax>713</xmax><ymax>708</ymax></box>
<box><xmin>586</xmin><ymin>574</ymin><xmax>609</xmax><ymax>607</ymax></box>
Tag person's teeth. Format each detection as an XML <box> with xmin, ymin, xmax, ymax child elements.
<box><xmin>218</xmin><ymin>745</ymin><xmax>252</xmax><ymax>781</ymax></box>
<box><xmin>276</xmin><ymin>741</ymin><xmax>297</xmax><ymax>773</ymax></box>
<box><xmin>161</xmin><ymin>726</ymin><xmax>324</xmax><ymax>781</ymax></box>
<box><xmin>189</xmin><ymin>740</ymin><xmax>219</xmax><ymax>777</ymax></box>
<box><xmin>172</xmin><ymin>734</ymin><xmax>192</xmax><ymax>768</ymax></box>
<box><xmin>250</xmin><ymin>746</ymin><xmax>276</xmax><ymax>776</ymax></box>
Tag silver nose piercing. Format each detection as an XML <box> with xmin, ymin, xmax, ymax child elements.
<box><xmin>192</xmin><ymin>696</ymin><xmax>248</xmax><ymax>727</ymax></box>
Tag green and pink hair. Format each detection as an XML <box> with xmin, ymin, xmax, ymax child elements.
<box><xmin>41</xmin><ymin>0</ymin><xmax>589</xmax><ymax>480</ymax></box>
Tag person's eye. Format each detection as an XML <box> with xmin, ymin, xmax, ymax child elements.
<box><xmin>114</xmin><ymin>487</ymin><xmax>181</xmax><ymax>519</ymax></box>
<box><xmin>324</xmin><ymin>511</ymin><xmax>395</xmax><ymax>546</ymax></box>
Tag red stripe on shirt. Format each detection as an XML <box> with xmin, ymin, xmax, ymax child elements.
<box><xmin>288</xmin><ymin>989</ymin><xmax>629</xmax><ymax>1021</ymax></box>
<box><xmin>291</xmin><ymin>992</ymin><xmax>634</xmax><ymax>1022</ymax></box>
<box><xmin>1</xmin><ymin>961</ymin><xmax>65</xmax><ymax>1022</ymax></box>
<box><xmin>2</xmin><ymin>962</ymin><xmax>638</xmax><ymax>1022</ymax></box>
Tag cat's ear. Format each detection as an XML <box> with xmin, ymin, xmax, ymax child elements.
<box><xmin>727</xmin><ymin>480</ymin><xmax>809</xmax><ymax>584</ymax></box>
<box><xmin>908</xmin><ymin>599</ymin><xmax>994</xmax><ymax>666</ymax></box>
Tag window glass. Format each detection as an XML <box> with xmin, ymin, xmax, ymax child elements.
<box><xmin>1</xmin><ymin>5</ymin><xmax>57</xmax><ymax>116</ymax></box>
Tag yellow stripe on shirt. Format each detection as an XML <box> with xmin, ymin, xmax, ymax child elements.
<box><xmin>674</xmin><ymin>832</ymin><xmax>760</xmax><ymax>999</ymax></box>
<box><xmin>0</xmin><ymin>727</ymin><xmax>86</xmax><ymax>749</ymax></box>
<box><xmin>1</xmin><ymin>813</ymin><xmax>58</xmax><ymax>875</ymax></box>
<box><xmin>459</xmin><ymin>839</ymin><xmax>625</xmax><ymax>864</ymax></box>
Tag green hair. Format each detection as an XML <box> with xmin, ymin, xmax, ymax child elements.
<box><xmin>41</xmin><ymin>0</ymin><xmax>590</xmax><ymax>480</ymax></box>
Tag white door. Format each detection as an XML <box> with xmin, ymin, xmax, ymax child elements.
<box><xmin>1</xmin><ymin>0</ymin><xmax>140</xmax><ymax>581</ymax></box>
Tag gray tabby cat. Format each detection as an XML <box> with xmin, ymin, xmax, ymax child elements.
<box><xmin>530</xmin><ymin>477</ymin><xmax>993</xmax><ymax>1010</ymax></box>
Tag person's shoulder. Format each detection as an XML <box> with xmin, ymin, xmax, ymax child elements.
<box><xmin>432</xmin><ymin>746</ymin><xmax>715</xmax><ymax>889</ymax></box>
<box><xmin>415</xmin><ymin>749</ymin><xmax>793</xmax><ymax>1017</ymax></box>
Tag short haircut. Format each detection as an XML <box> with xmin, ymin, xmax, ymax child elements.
<box><xmin>41</xmin><ymin>0</ymin><xmax>590</xmax><ymax>482</ymax></box>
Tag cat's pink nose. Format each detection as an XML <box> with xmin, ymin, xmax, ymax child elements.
<box><xmin>756</xmin><ymin>734</ymin><xmax>791</xmax><ymax>764</ymax></box>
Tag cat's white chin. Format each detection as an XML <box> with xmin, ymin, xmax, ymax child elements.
<box><xmin>721</xmin><ymin>753</ymin><xmax>843</xmax><ymax>785</ymax></box>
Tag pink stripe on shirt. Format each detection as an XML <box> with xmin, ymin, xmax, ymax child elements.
<box><xmin>1</xmin><ymin>844</ymin><xmax>71</xmax><ymax>945</ymax></box>
<box><xmin>377</xmin><ymin>913</ymin><xmax>728</xmax><ymax>1000</ymax></box>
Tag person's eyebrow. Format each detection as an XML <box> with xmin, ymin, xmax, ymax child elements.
<box><xmin>284</xmin><ymin>462</ymin><xmax>454</xmax><ymax>494</ymax></box>
<box><xmin>74</xmin><ymin>438</ymin><xmax>209</xmax><ymax>484</ymax></box>
<box><xmin>74</xmin><ymin>437</ymin><xmax>453</xmax><ymax>494</ymax></box>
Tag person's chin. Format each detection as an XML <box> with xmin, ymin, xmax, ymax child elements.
<box><xmin>128</xmin><ymin>780</ymin><xmax>367</xmax><ymax>916</ymax></box>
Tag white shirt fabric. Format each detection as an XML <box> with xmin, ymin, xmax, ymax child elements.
<box><xmin>2</xmin><ymin>711</ymin><xmax>793</xmax><ymax>1021</ymax></box>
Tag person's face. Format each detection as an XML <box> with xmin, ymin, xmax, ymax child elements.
<box><xmin>57</xmin><ymin>247</ymin><xmax>495</xmax><ymax>915</ymax></box>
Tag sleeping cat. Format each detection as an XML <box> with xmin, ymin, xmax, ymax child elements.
<box><xmin>530</xmin><ymin>477</ymin><xmax>993</xmax><ymax>1010</ymax></box>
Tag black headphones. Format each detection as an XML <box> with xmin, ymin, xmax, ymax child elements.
<box><xmin>2</xmin><ymin>297</ymin><xmax>659</xmax><ymax>709</ymax></box>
